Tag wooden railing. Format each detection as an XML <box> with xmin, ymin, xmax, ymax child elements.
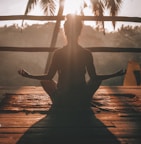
<box><xmin>0</xmin><ymin>46</ymin><xmax>141</xmax><ymax>53</ymax></box>
<box><xmin>1</xmin><ymin>15</ymin><xmax>141</xmax><ymax>53</ymax></box>
<box><xmin>0</xmin><ymin>15</ymin><xmax>141</xmax><ymax>23</ymax></box>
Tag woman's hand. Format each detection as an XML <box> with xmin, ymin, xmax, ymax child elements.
<box><xmin>18</xmin><ymin>69</ymin><xmax>30</xmax><ymax>78</ymax></box>
<box><xmin>115</xmin><ymin>69</ymin><xmax>126</xmax><ymax>76</ymax></box>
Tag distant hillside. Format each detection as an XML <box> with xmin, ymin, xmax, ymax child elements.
<box><xmin>0</xmin><ymin>23</ymin><xmax>141</xmax><ymax>86</ymax></box>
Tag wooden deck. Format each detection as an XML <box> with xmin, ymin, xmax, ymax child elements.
<box><xmin>0</xmin><ymin>86</ymin><xmax>141</xmax><ymax>144</ymax></box>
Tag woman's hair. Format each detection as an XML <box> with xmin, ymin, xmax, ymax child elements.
<box><xmin>64</xmin><ymin>14</ymin><xmax>83</xmax><ymax>36</ymax></box>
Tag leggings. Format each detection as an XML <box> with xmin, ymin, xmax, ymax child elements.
<box><xmin>40</xmin><ymin>79</ymin><xmax>102</xmax><ymax>106</ymax></box>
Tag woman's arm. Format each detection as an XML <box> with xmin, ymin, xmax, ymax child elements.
<box><xmin>97</xmin><ymin>69</ymin><xmax>126</xmax><ymax>81</ymax></box>
<box><xmin>86</xmin><ymin>52</ymin><xmax>126</xmax><ymax>81</ymax></box>
<box><xmin>18</xmin><ymin>52</ymin><xmax>58</xmax><ymax>80</ymax></box>
<box><xmin>18</xmin><ymin>69</ymin><xmax>51</xmax><ymax>80</ymax></box>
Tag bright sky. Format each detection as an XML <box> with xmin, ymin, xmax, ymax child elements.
<box><xmin>0</xmin><ymin>0</ymin><xmax>141</xmax><ymax>31</ymax></box>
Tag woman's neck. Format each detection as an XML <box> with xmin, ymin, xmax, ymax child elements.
<box><xmin>67</xmin><ymin>38</ymin><xmax>78</xmax><ymax>46</ymax></box>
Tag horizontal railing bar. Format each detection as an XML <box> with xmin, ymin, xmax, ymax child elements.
<box><xmin>0</xmin><ymin>47</ymin><xmax>56</xmax><ymax>52</ymax></box>
<box><xmin>0</xmin><ymin>47</ymin><xmax>141</xmax><ymax>53</ymax></box>
<box><xmin>0</xmin><ymin>15</ymin><xmax>141</xmax><ymax>23</ymax></box>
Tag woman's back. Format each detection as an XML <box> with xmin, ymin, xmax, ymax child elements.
<box><xmin>54</xmin><ymin>45</ymin><xmax>92</xmax><ymax>90</ymax></box>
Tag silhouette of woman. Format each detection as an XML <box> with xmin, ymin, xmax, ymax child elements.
<box><xmin>18</xmin><ymin>14</ymin><xmax>126</xmax><ymax>111</ymax></box>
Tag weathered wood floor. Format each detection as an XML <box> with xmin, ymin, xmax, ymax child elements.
<box><xmin>0</xmin><ymin>86</ymin><xmax>141</xmax><ymax>144</ymax></box>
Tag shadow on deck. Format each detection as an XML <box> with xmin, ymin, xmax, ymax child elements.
<box><xmin>0</xmin><ymin>86</ymin><xmax>141</xmax><ymax>144</ymax></box>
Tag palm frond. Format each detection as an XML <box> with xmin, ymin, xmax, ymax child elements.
<box><xmin>90</xmin><ymin>0</ymin><xmax>122</xmax><ymax>31</ymax></box>
<box><xmin>91</xmin><ymin>0</ymin><xmax>105</xmax><ymax>34</ymax></box>
<box><xmin>21</xmin><ymin>0</ymin><xmax>38</xmax><ymax>27</ymax></box>
<box><xmin>40</xmin><ymin>0</ymin><xmax>56</xmax><ymax>16</ymax></box>
<box><xmin>80</xmin><ymin>1</ymin><xmax>88</xmax><ymax>15</ymax></box>
<box><xmin>22</xmin><ymin>0</ymin><xmax>56</xmax><ymax>27</ymax></box>
<box><xmin>105</xmin><ymin>0</ymin><xmax>122</xmax><ymax>28</ymax></box>
<box><xmin>90</xmin><ymin>0</ymin><xmax>104</xmax><ymax>16</ymax></box>
<box><xmin>24</xmin><ymin>0</ymin><xmax>38</xmax><ymax>15</ymax></box>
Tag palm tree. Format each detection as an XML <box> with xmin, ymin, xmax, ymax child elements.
<box><xmin>24</xmin><ymin>0</ymin><xmax>56</xmax><ymax>16</ymax></box>
<box><xmin>90</xmin><ymin>0</ymin><xmax>123</xmax><ymax>33</ymax></box>
<box><xmin>23</xmin><ymin>0</ymin><xmax>123</xmax><ymax>72</ymax></box>
<box><xmin>23</xmin><ymin>0</ymin><xmax>123</xmax><ymax>29</ymax></box>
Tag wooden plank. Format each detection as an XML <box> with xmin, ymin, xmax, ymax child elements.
<box><xmin>0</xmin><ymin>127</ymin><xmax>141</xmax><ymax>144</ymax></box>
<box><xmin>0</xmin><ymin>126</ymin><xmax>140</xmax><ymax>135</ymax></box>
<box><xmin>0</xmin><ymin>128</ymin><xmax>29</xmax><ymax>134</ymax></box>
<box><xmin>0</xmin><ymin>112</ymin><xmax>45</xmax><ymax>118</ymax></box>
<box><xmin>0</xmin><ymin>15</ymin><xmax>141</xmax><ymax>23</ymax></box>
<box><xmin>0</xmin><ymin>115</ymin><xmax>114</xmax><ymax>128</ymax></box>
<box><xmin>108</xmin><ymin>127</ymin><xmax>141</xmax><ymax>137</ymax></box>
<box><xmin>0</xmin><ymin>46</ymin><xmax>141</xmax><ymax>53</ymax></box>
<box><xmin>118</xmin><ymin>138</ymin><xmax>141</xmax><ymax>144</ymax></box>
<box><xmin>0</xmin><ymin>134</ymin><xmax>22</xmax><ymax>144</ymax></box>
<box><xmin>0</xmin><ymin>133</ymin><xmax>122</xmax><ymax>144</ymax></box>
<box><xmin>112</xmin><ymin>121</ymin><xmax>141</xmax><ymax>129</ymax></box>
<box><xmin>96</xmin><ymin>113</ymin><xmax>141</xmax><ymax>121</ymax></box>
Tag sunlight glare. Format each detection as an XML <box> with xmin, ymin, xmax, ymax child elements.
<box><xmin>63</xmin><ymin>0</ymin><xmax>83</xmax><ymax>15</ymax></box>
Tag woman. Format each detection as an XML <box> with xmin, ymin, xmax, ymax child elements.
<box><xmin>18</xmin><ymin>14</ymin><xmax>126</xmax><ymax>111</ymax></box>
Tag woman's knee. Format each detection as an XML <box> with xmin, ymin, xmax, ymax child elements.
<box><xmin>40</xmin><ymin>80</ymin><xmax>57</xmax><ymax>96</ymax></box>
<box><xmin>87</xmin><ymin>79</ymin><xmax>102</xmax><ymax>94</ymax></box>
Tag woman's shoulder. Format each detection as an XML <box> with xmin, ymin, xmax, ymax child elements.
<box><xmin>79</xmin><ymin>46</ymin><xmax>92</xmax><ymax>55</ymax></box>
<box><xmin>54</xmin><ymin>47</ymin><xmax>65</xmax><ymax>54</ymax></box>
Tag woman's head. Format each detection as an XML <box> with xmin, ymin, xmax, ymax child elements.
<box><xmin>64</xmin><ymin>14</ymin><xmax>83</xmax><ymax>40</ymax></box>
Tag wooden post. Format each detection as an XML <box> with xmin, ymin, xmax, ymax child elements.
<box><xmin>44</xmin><ymin>0</ymin><xmax>65</xmax><ymax>73</ymax></box>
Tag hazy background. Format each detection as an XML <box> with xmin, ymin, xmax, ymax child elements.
<box><xmin>0</xmin><ymin>23</ymin><xmax>141</xmax><ymax>86</ymax></box>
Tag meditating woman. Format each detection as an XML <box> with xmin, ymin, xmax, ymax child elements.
<box><xmin>18</xmin><ymin>14</ymin><xmax>126</xmax><ymax>111</ymax></box>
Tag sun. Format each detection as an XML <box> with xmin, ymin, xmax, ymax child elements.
<box><xmin>62</xmin><ymin>0</ymin><xmax>95</xmax><ymax>27</ymax></box>
<box><xmin>63</xmin><ymin>0</ymin><xmax>84</xmax><ymax>15</ymax></box>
